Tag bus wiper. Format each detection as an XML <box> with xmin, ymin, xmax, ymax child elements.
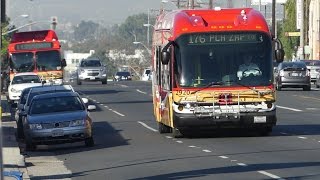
<box><xmin>191</xmin><ymin>81</ymin><xmax>223</xmax><ymax>94</ymax></box>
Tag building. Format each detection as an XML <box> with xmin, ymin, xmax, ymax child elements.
<box><xmin>308</xmin><ymin>0</ymin><xmax>320</xmax><ymax>59</ymax></box>
<box><xmin>63</xmin><ymin>50</ymin><xmax>95</xmax><ymax>81</ymax></box>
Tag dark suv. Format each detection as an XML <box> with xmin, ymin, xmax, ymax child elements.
<box><xmin>275</xmin><ymin>61</ymin><xmax>311</xmax><ymax>91</ymax></box>
<box><xmin>77</xmin><ymin>59</ymin><xmax>107</xmax><ymax>85</ymax></box>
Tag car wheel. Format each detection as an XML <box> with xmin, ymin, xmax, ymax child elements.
<box><xmin>316</xmin><ymin>83</ymin><xmax>320</xmax><ymax>88</ymax></box>
<box><xmin>303</xmin><ymin>85</ymin><xmax>311</xmax><ymax>91</ymax></box>
<box><xmin>101</xmin><ymin>79</ymin><xmax>107</xmax><ymax>84</ymax></box>
<box><xmin>276</xmin><ymin>81</ymin><xmax>281</xmax><ymax>91</ymax></box>
<box><xmin>259</xmin><ymin>127</ymin><xmax>272</xmax><ymax>136</ymax></box>
<box><xmin>85</xmin><ymin>137</ymin><xmax>94</xmax><ymax>147</ymax></box>
<box><xmin>17</xmin><ymin>119</ymin><xmax>24</xmax><ymax>139</ymax></box>
<box><xmin>158</xmin><ymin>122</ymin><xmax>171</xmax><ymax>134</ymax></box>
<box><xmin>77</xmin><ymin>79</ymin><xmax>82</xmax><ymax>85</ymax></box>
<box><xmin>172</xmin><ymin>128</ymin><xmax>183</xmax><ymax>138</ymax></box>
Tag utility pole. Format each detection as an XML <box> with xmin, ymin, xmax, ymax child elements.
<box><xmin>299</xmin><ymin>0</ymin><xmax>305</xmax><ymax>60</ymax></box>
<box><xmin>147</xmin><ymin>9</ymin><xmax>150</xmax><ymax>47</ymax></box>
<box><xmin>209</xmin><ymin>0</ymin><xmax>213</xmax><ymax>9</ymax></box>
<box><xmin>0</xmin><ymin>0</ymin><xmax>4</xmax><ymax>179</ymax></box>
<box><xmin>272</xmin><ymin>0</ymin><xmax>276</xmax><ymax>58</ymax></box>
<box><xmin>259</xmin><ymin>0</ymin><xmax>262</xmax><ymax>11</ymax></box>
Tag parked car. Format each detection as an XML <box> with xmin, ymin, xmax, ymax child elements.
<box><xmin>113</xmin><ymin>71</ymin><xmax>132</xmax><ymax>81</ymax></box>
<box><xmin>275</xmin><ymin>61</ymin><xmax>311</xmax><ymax>91</ymax></box>
<box><xmin>15</xmin><ymin>85</ymin><xmax>91</xmax><ymax>140</ymax></box>
<box><xmin>21</xmin><ymin>92</ymin><xmax>96</xmax><ymax>151</ymax></box>
<box><xmin>8</xmin><ymin>72</ymin><xmax>43</xmax><ymax>104</ymax></box>
<box><xmin>299</xmin><ymin>60</ymin><xmax>320</xmax><ymax>83</ymax></box>
<box><xmin>77</xmin><ymin>58</ymin><xmax>107</xmax><ymax>85</ymax></box>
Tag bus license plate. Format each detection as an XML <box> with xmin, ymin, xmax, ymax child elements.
<box><xmin>254</xmin><ymin>116</ymin><xmax>266</xmax><ymax>123</ymax></box>
<box><xmin>52</xmin><ymin>129</ymin><xmax>64</xmax><ymax>137</ymax></box>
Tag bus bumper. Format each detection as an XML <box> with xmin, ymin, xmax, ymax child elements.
<box><xmin>173</xmin><ymin>110</ymin><xmax>277</xmax><ymax>129</ymax></box>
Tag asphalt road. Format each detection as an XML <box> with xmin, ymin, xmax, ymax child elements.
<box><xmin>23</xmin><ymin>81</ymin><xmax>320</xmax><ymax>180</ymax></box>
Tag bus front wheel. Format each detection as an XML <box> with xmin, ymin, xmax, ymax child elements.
<box><xmin>158</xmin><ymin>122</ymin><xmax>171</xmax><ymax>133</ymax></box>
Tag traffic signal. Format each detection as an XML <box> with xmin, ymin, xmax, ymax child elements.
<box><xmin>51</xmin><ymin>16</ymin><xmax>58</xmax><ymax>30</ymax></box>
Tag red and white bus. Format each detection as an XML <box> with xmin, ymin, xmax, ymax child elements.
<box><xmin>7</xmin><ymin>30</ymin><xmax>66</xmax><ymax>85</ymax></box>
<box><xmin>151</xmin><ymin>8</ymin><xmax>284</xmax><ymax>137</ymax></box>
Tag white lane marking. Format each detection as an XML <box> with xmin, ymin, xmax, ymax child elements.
<box><xmin>257</xmin><ymin>171</ymin><xmax>284</xmax><ymax>180</ymax></box>
<box><xmin>136</xmin><ymin>89</ymin><xmax>147</xmax><ymax>94</ymax></box>
<box><xmin>298</xmin><ymin>136</ymin><xmax>307</xmax><ymax>139</ymax></box>
<box><xmin>202</xmin><ymin>150</ymin><xmax>211</xmax><ymax>153</ymax></box>
<box><xmin>280</xmin><ymin>132</ymin><xmax>288</xmax><ymax>135</ymax></box>
<box><xmin>318</xmin><ymin>141</ymin><xmax>320</xmax><ymax>143</ymax></box>
<box><xmin>306</xmin><ymin>108</ymin><xmax>319</xmax><ymax>110</ymax></box>
<box><xmin>237</xmin><ymin>163</ymin><xmax>247</xmax><ymax>166</ymax></box>
<box><xmin>138</xmin><ymin>121</ymin><xmax>158</xmax><ymax>132</ymax></box>
<box><xmin>119</xmin><ymin>84</ymin><xmax>128</xmax><ymax>88</ymax></box>
<box><xmin>276</xmin><ymin>105</ymin><xmax>302</xmax><ymax>112</ymax></box>
<box><xmin>219</xmin><ymin>156</ymin><xmax>229</xmax><ymax>159</ymax></box>
<box><xmin>189</xmin><ymin>145</ymin><xmax>196</xmax><ymax>148</ymax></box>
<box><xmin>112</xmin><ymin>110</ymin><xmax>125</xmax><ymax>117</ymax></box>
<box><xmin>92</xmin><ymin>99</ymin><xmax>97</xmax><ymax>102</ymax></box>
<box><xmin>165</xmin><ymin>136</ymin><xmax>173</xmax><ymax>139</ymax></box>
<box><xmin>176</xmin><ymin>141</ymin><xmax>183</xmax><ymax>143</ymax></box>
<box><xmin>104</xmin><ymin>106</ymin><xmax>109</xmax><ymax>108</ymax></box>
<box><xmin>231</xmin><ymin>160</ymin><xmax>237</xmax><ymax>162</ymax></box>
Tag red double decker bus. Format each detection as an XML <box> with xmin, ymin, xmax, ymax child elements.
<box><xmin>6</xmin><ymin>30</ymin><xmax>66</xmax><ymax>85</ymax></box>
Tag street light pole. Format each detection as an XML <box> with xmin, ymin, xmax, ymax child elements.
<box><xmin>147</xmin><ymin>9</ymin><xmax>150</xmax><ymax>47</ymax></box>
<box><xmin>299</xmin><ymin>0</ymin><xmax>305</xmax><ymax>60</ymax></box>
<box><xmin>0</xmin><ymin>0</ymin><xmax>4</xmax><ymax>178</ymax></box>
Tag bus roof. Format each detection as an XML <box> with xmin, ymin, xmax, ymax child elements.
<box><xmin>155</xmin><ymin>8</ymin><xmax>270</xmax><ymax>38</ymax></box>
<box><xmin>11</xmin><ymin>30</ymin><xmax>59</xmax><ymax>43</ymax></box>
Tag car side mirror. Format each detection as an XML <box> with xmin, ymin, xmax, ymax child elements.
<box><xmin>82</xmin><ymin>98</ymin><xmax>89</xmax><ymax>104</ymax></box>
<box><xmin>61</xmin><ymin>59</ymin><xmax>67</xmax><ymax>67</ymax></box>
<box><xmin>20</xmin><ymin>111</ymin><xmax>27</xmax><ymax>117</ymax></box>
<box><xmin>161</xmin><ymin>51</ymin><xmax>170</xmax><ymax>65</ymax></box>
<box><xmin>87</xmin><ymin>105</ymin><xmax>96</xmax><ymax>111</ymax></box>
<box><xmin>42</xmin><ymin>80</ymin><xmax>46</xmax><ymax>84</ymax></box>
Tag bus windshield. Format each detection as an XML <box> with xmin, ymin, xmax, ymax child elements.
<box><xmin>174</xmin><ymin>32</ymin><xmax>272</xmax><ymax>87</ymax></box>
<box><xmin>11</xmin><ymin>52</ymin><xmax>34</xmax><ymax>73</ymax></box>
<box><xmin>36</xmin><ymin>50</ymin><xmax>61</xmax><ymax>71</ymax></box>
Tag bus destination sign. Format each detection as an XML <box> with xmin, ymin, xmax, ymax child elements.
<box><xmin>15</xmin><ymin>42</ymin><xmax>53</xmax><ymax>50</ymax></box>
<box><xmin>188</xmin><ymin>33</ymin><xmax>262</xmax><ymax>45</ymax></box>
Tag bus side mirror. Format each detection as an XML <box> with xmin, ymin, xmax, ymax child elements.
<box><xmin>274</xmin><ymin>38</ymin><xmax>284</xmax><ymax>63</ymax></box>
<box><xmin>275</xmin><ymin>49</ymin><xmax>284</xmax><ymax>63</ymax></box>
<box><xmin>61</xmin><ymin>59</ymin><xmax>67</xmax><ymax>67</ymax></box>
<box><xmin>161</xmin><ymin>51</ymin><xmax>170</xmax><ymax>65</ymax></box>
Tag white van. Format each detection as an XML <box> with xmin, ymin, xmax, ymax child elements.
<box><xmin>141</xmin><ymin>68</ymin><xmax>152</xmax><ymax>81</ymax></box>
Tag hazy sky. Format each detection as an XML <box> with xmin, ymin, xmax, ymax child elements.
<box><xmin>7</xmin><ymin>0</ymin><xmax>176</xmax><ymax>26</ymax></box>
<box><xmin>6</xmin><ymin>0</ymin><xmax>282</xmax><ymax>27</ymax></box>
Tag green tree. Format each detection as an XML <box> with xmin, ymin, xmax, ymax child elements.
<box><xmin>73</xmin><ymin>20</ymin><xmax>100</xmax><ymax>42</ymax></box>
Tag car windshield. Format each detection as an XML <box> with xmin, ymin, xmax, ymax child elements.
<box><xmin>174</xmin><ymin>32</ymin><xmax>272</xmax><ymax>87</ymax></box>
<box><xmin>12</xmin><ymin>75</ymin><xmax>41</xmax><ymax>84</ymax></box>
<box><xmin>116</xmin><ymin>72</ymin><xmax>130</xmax><ymax>76</ymax></box>
<box><xmin>80</xmin><ymin>60</ymin><xmax>101</xmax><ymax>67</ymax></box>
<box><xmin>30</xmin><ymin>96</ymin><xmax>85</xmax><ymax>115</ymax></box>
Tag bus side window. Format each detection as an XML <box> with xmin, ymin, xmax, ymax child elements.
<box><xmin>156</xmin><ymin>46</ymin><xmax>161</xmax><ymax>86</ymax></box>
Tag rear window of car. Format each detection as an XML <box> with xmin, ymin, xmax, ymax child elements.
<box><xmin>116</xmin><ymin>72</ymin><xmax>130</xmax><ymax>76</ymax></box>
<box><xmin>27</xmin><ymin>90</ymin><xmax>72</xmax><ymax>106</ymax></box>
<box><xmin>80</xmin><ymin>60</ymin><xmax>101</xmax><ymax>67</ymax></box>
<box><xmin>30</xmin><ymin>96</ymin><xmax>85</xmax><ymax>115</ymax></box>
<box><xmin>280</xmin><ymin>62</ymin><xmax>306</xmax><ymax>69</ymax></box>
<box><xmin>301</xmin><ymin>60</ymin><xmax>320</xmax><ymax>66</ymax></box>
<box><xmin>12</xmin><ymin>75</ymin><xmax>41</xmax><ymax>84</ymax></box>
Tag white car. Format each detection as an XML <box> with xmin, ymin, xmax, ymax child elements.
<box><xmin>141</xmin><ymin>68</ymin><xmax>152</xmax><ymax>81</ymax></box>
<box><xmin>8</xmin><ymin>72</ymin><xmax>43</xmax><ymax>103</ymax></box>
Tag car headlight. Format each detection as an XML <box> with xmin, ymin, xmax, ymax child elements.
<box><xmin>115</xmin><ymin>75</ymin><xmax>119</xmax><ymax>78</ymax></box>
<box><xmin>100</xmin><ymin>68</ymin><xmax>104</xmax><ymax>72</ymax></box>
<box><xmin>29</xmin><ymin>124</ymin><xmax>43</xmax><ymax>130</ymax></box>
<box><xmin>70</xmin><ymin>119</ymin><xmax>85</xmax><ymax>126</ymax></box>
<box><xmin>10</xmin><ymin>88</ymin><xmax>20</xmax><ymax>93</ymax></box>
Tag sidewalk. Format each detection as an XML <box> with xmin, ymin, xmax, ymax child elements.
<box><xmin>1</xmin><ymin>95</ymin><xmax>30</xmax><ymax>180</ymax></box>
